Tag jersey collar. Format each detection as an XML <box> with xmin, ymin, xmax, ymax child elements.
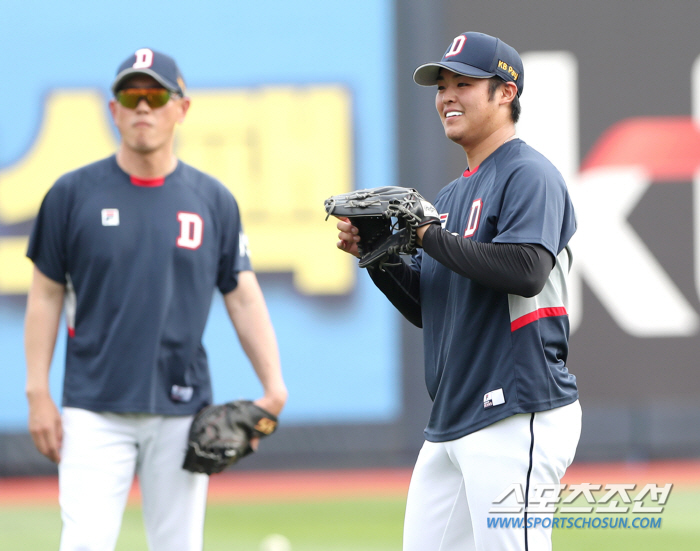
<box><xmin>130</xmin><ymin>175</ymin><xmax>166</xmax><ymax>187</ymax></box>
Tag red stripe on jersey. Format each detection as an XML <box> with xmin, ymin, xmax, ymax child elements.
<box><xmin>130</xmin><ymin>175</ymin><xmax>165</xmax><ymax>187</ymax></box>
<box><xmin>68</xmin><ymin>327</ymin><xmax>75</xmax><ymax>338</ymax></box>
<box><xmin>511</xmin><ymin>307</ymin><xmax>568</xmax><ymax>332</ymax></box>
<box><xmin>463</xmin><ymin>166</ymin><xmax>480</xmax><ymax>177</ymax></box>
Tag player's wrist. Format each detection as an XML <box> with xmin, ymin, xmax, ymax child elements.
<box><xmin>258</xmin><ymin>386</ymin><xmax>288</xmax><ymax>415</ymax></box>
<box><xmin>25</xmin><ymin>385</ymin><xmax>52</xmax><ymax>401</ymax></box>
<box><xmin>416</xmin><ymin>224</ymin><xmax>434</xmax><ymax>246</ymax></box>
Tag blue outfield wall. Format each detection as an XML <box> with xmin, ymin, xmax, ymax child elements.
<box><xmin>0</xmin><ymin>0</ymin><xmax>401</xmax><ymax>431</ymax></box>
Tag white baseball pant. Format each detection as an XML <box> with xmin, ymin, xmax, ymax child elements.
<box><xmin>58</xmin><ymin>407</ymin><xmax>209</xmax><ymax>551</ymax></box>
<box><xmin>403</xmin><ymin>400</ymin><xmax>581</xmax><ymax>551</ymax></box>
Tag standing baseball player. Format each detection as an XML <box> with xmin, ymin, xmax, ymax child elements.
<box><xmin>336</xmin><ymin>32</ymin><xmax>580</xmax><ymax>550</ymax></box>
<box><xmin>24</xmin><ymin>48</ymin><xmax>287</xmax><ymax>551</ymax></box>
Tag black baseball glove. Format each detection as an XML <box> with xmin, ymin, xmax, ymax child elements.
<box><xmin>325</xmin><ymin>186</ymin><xmax>441</xmax><ymax>269</ymax></box>
<box><xmin>182</xmin><ymin>400</ymin><xmax>278</xmax><ymax>475</ymax></box>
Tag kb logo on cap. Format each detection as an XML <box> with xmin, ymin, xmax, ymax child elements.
<box><xmin>497</xmin><ymin>60</ymin><xmax>519</xmax><ymax>81</ymax></box>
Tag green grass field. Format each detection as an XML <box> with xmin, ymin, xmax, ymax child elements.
<box><xmin>1</xmin><ymin>489</ymin><xmax>698</xmax><ymax>550</ymax></box>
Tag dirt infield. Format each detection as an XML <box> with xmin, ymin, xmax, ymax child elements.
<box><xmin>1</xmin><ymin>460</ymin><xmax>698</xmax><ymax>505</ymax></box>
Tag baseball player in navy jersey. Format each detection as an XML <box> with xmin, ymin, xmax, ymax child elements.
<box><xmin>336</xmin><ymin>32</ymin><xmax>581</xmax><ymax>550</ymax></box>
<box><xmin>24</xmin><ymin>48</ymin><xmax>288</xmax><ymax>551</ymax></box>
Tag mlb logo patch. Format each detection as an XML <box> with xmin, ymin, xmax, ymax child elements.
<box><xmin>484</xmin><ymin>388</ymin><xmax>506</xmax><ymax>409</ymax></box>
<box><xmin>171</xmin><ymin>385</ymin><xmax>193</xmax><ymax>403</ymax></box>
<box><xmin>101</xmin><ymin>208</ymin><xmax>120</xmax><ymax>226</ymax></box>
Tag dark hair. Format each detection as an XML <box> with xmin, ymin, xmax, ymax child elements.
<box><xmin>488</xmin><ymin>77</ymin><xmax>521</xmax><ymax>123</ymax></box>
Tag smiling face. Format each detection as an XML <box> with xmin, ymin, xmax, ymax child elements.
<box><xmin>435</xmin><ymin>69</ymin><xmax>511</xmax><ymax>150</ymax></box>
<box><xmin>109</xmin><ymin>75</ymin><xmax>190</xmax><ymax>156</ymax></box>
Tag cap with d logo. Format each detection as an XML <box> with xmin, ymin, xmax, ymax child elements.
<box><xmin>413</xmin><ymin>32</ymin><xmax>524</xmax><ymax>96</ymax></box>
<box><xmin>111</xmin><ymin>48</ymin><xmax>186</xmax><ymax>96</ymax></box>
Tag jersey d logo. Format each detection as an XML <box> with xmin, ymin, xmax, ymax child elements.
<box><xmin>464</xmin><ymin>199</ymin><xmax>482</xmax><ymax>238</ymax></box>
<box><xmin>176</xmin><ymin>212</ymin><xmax>203</xmax><ymax>249</ymax></box>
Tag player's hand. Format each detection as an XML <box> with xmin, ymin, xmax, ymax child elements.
<box><xmin>336</xmin><ymin>217</ymin><xmax>361</xmax><ymax>258</ymax></box>
<box><xmin>27</xmin><ymin>391</ymin><xmax>63</xmax><ymax>463</ymax></box>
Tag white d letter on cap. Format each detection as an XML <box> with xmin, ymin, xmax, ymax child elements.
<box><xmin>133</xmin><ymin>48</ymin><xmax>154</xmax><ymax>69</ymax></box>
<box><xmin>445</xmin><ymin>35</ymin><xmax>466</xmax><ymax>58</ymax></box>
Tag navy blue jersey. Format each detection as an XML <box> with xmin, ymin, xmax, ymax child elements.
<box><xmin>416</xmin><ymin>139</ymin><xmax>578</xmax><ymax>441</ymax></box>
<box><xmin>27</xmin><ymin>156</ymin><xmax>252</xmax><ymax>415</ymax></box>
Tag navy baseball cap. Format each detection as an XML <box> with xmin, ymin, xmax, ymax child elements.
<box><xmin>111</xmin><ymin>48</ymin><xmax>186</xmax><ymax>96</ymax></box>
<box><xmin>413</xmin><ymin>32</ymin><xmax>524</xmax><ymax>96</ymax></box>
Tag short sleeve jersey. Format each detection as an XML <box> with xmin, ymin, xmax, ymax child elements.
<box><xmin>417</xmin><ymin>139</ymin><xmax>578</xmax><ymax>442</ymax></box>
<box><xmin>27</xmin><ymin>156</ymin><xmax>252</xmax><ymax>415</ymax></box>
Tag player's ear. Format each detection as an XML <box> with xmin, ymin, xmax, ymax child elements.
<box><xmin>500</xmin><ymin>82</ymin><xmax>518</xmax><ymax>106</ymax></box>
<box><xmin>108</xmin><ymin>98</ymin><xmax>118</xmax><ymax>120</ymax></box>
<box><xmin>177</xmin><ymin>96</ymin><xmax>191</xmax><ymax>123</ymax></box>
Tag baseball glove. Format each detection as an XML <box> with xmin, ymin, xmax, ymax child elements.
<box><xmin>325</xmin><ymin>186</ymin><xmax>440</xmax><ymax>269</ymax></box>
<box><xmin>182</xmin><ymin>400</ymin><xmax>278</xmax><ymax>475</ymax></box>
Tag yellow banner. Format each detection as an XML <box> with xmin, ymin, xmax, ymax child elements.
<box><xmin>0</xmin><ymin>87</ymin><xmax>355</xmax><ymax>295</ymax></box>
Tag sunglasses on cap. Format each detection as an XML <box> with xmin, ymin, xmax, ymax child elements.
<box><xmin>115</xmin><ymin>87</ymin><xmax>178</xmax><ymax>109</ymax></box>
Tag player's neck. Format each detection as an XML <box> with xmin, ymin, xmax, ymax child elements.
<box><xmin>116</xmin><ymin>145</ymin><xmax>178</xmax><ymax>179</ymax></box>
<box><xmin>463</xmin><ymin>124</ymin><xmax>516</xmax><ymax>171</ymax></box>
